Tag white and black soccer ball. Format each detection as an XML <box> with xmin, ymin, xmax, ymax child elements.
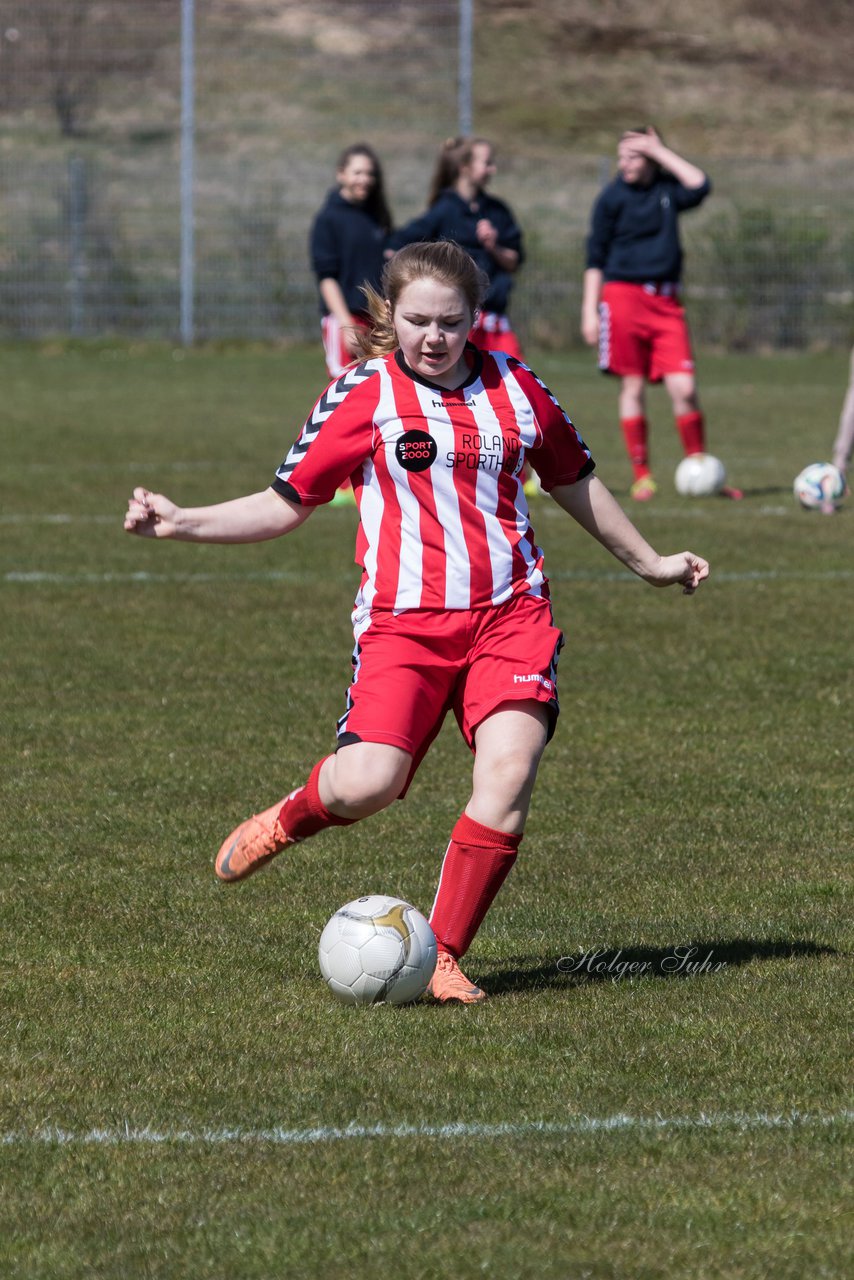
<box><xmin>792</xmin><ymin>462</ymin><xmax>846</xmax><ymax>511</ymax></box>
<box><xmin>674</xmin><ymin>453</ymin><xmax>727</xmax><ymax>497</ymax></box>
<box><xmin>318</xmin><ymin>895</ymin><xmax>437</xmax><ymax>1005</ymax></box>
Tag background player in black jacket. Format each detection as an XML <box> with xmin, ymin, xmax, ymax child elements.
<box><xmin>309</xmin><ymin>143</ymin><xmax>393</xmax><ymax>504</ymax></box>
<box><xmin>389</xmin><ymin>137</ymin><xmax>540</xmax><ymax>493</ymax></box>
<box><xmin>309</xmin><ymin>143</ymin><xmax>393</xmax><ymax>380</ymax></box>
<box><xmin>582</xmin><ymin>127</ymin><xmax>741</xmax><ymax>501</ymax></box>
<box><xmin>388</xmin><ymin>136</ymin><xmax>525</xmax><ymax>362</ymax></box>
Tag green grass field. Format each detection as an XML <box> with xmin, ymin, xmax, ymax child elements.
<box><xmin>1</xmin><ymin>343</ymin><xmax>851</xmax><ymax>1279</ymax></box>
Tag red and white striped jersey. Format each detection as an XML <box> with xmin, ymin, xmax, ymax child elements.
<box><xmin>272</xmin><ymin>345</ymin><xmax>594</xmax><ymax>613</ymax></box>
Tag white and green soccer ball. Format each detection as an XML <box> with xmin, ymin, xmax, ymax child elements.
<box><xmin>674</xmin><ymin>452</ymin><xmax>727</xmax><ymax>497</ymax></box>
<box><xmin>793</xmin><ymin>462</ymin><xmax>846</xmax><ymax>510</ymax></box>
<box><xmin>318</xmin><ymin>895</ymin><xmax>437</xmax><ymax>1005</ymax></box>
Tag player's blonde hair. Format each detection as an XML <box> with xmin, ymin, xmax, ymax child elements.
<box><xmin>355</xmin><ymin>241</ymin><xmax>488</xmax><ymax>359</ymax></box>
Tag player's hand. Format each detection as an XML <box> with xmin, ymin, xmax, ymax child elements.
<box><xmin>645</xmin><ymin>552</ymin><xmax>710</xmax><ymax>594</ymax></box>
<box><xmin>580</xmin><ymin>312</ymin><xmax>600</xmax><ymax>346</ymax></box>
<box><xmin>124</xmin><ymin>487</ymin><xmax>180</xmax><ymax>538</ymax></box>
<box><xmin>619</xmin><ymin>126</ymin><xmax>662</xmax><ymax>160</ymax></box>
<box><xmin>475</xmin><ymin>218</ymin><xmax>499</xmax><ymax>251</ymax></box>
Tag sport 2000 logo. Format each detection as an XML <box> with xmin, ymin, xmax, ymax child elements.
<box><xmin>395</xmin><ymin>430</ymin><xmax>438</xmax><ymax>473</ymax></box>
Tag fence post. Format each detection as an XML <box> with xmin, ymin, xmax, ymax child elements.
<box><xmin>180</xmin><ymin>0</ymin><xmax>195</xmax><ymax>345</ymax></box>
<box><xmin>68</xmin><ymin>154</ymin><xmax>87</xmax><ymax>338</ymax></box>
<box><xmin>458</xmin><ymin>0</ymin><xmax>473</xmax><ymax>135</ymax></box>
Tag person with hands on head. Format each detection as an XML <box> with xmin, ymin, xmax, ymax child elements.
<box><xmin>126</xmin><ymin>240</ymin><xmax>709</xmax><ymax>1005</ymax></box>
<box><xmin>582</xmin><ymin>125</ymin><xmax>741</xmax><ymax>502</ymax></box>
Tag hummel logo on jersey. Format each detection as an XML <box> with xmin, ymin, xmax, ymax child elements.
<box><xmin>432</xmin><ymin>396</ymin><xmax>475</xmax><ymax>409</ymax></box>
<box><xmin>513</xmin><ymin>673</ymin><xmax>553</xmax><ymax>690</ymax></box>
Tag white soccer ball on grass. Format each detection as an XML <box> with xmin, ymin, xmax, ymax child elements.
<box><xmin>674</xmin><ymin>453</ymin><xmax>727</xmax><ymax>497</ymax></box>
<box><xmin>792</xmin><ymin>462</ymin><xmax>846</xmax><ymax>511</ymax></box>
<box><xmin>318</xmin><ymin>895</ymin><xmax>437</xmax><ymax>1005</ymax></box>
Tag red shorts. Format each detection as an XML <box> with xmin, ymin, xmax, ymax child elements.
<box><xmin>468</xmin><ymin>311</ymin><xmax>524</xmax><ymax>362</ymax></box>
<box><xmin>336</xmin><ymin>593</ymin><xmax>563</xmax><ymax>787</ymax></box>
<box><xmin>320</xmin><ymin>312</ymin><xmax>371</xmax><ymax>379</ymax></box>
<box><xmin>598</xmin><ymin>282</ymin><xmax>695</xmax><ymax>383</ymax></box>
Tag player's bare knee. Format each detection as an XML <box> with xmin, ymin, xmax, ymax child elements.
<box><xmin>325</xmin><ymin>744</ymin><xmax>410</xmax><ymax>815</ymax></box>
<box><xmin>476</xmin><ymin>748</ymin><xmax>542</xmax><ymax>805</ymax></box>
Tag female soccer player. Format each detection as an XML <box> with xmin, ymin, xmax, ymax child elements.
<box><xmin>125</xmin><ymin>241</ymin><xmax>709</xmax><ymax>1004</ymax></box>
<box><xmin>581</xmin><ymin>126</ymin><xmax>741</xmax><ymax>501</ymax></box>
<box><xmin>387</xmin><ymin>136</ymin><xmax>525</xmax><ymax>362</ymax></box>
<box><xmin>309</xmin><ymin>142</ymin><xmax>393</xmax><ymax>379</ymax></box>
<box><xmin>828</xmin><ymin>345</ymin><xmax>854</xmax><ymax>511</ymax></box>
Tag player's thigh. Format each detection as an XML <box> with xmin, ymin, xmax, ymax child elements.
<box><xmin>649</xmin><ymin>301</ymin><xmax>696</xmax><ymax>382</ymax></box>
<box><xmin>662</xmin><ymin>370</ymin><xmax>698</xmax><ymax>415</ymax></box>
<box><xmin>472</xmin><ymin>702</ymin><xmax>550</xmax><ymax>788</ymax></box>
<box><xmin>456</xmin><ymin>594</ymin><xmax>563</xmax><ymax>750</ymax></box>
<box><xmin>619</xmin><ymin>374</ymin><xmax>647</xmax><ymax>416</ymax></box>
<box><xmin>468</xmin><ymin>701</ymin><xmax>550</xmax><ymax>831</ymax></box>
<box><xmin>336</xmin><ymin>610</ymin><xmax>463</xmax><ymax>760</ymax></box>
<box><xmin>323</xmin><ymin>741</ymin><xmax>412</xmax><ymax>810</ymax></box>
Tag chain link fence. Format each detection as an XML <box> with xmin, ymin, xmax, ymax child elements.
<box><xmin>1</xmin><ymin>0</ymin><xmax>853</xmax><ymax>350</ymax></box>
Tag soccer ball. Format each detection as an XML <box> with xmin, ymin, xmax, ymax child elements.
<box><xmin>318</xmin><ymin>895</ymin><xmax>437</xmax><ymax>1005</ymax></box>
<box><xmin>792</xmin><ymin>462</ymin><xmax>846</xmax><ymax>510</ymax></box>
<box><xmin>674</xmin><ymin>453</ymin><xmax>727</xmax><ymax>497</ymax></box>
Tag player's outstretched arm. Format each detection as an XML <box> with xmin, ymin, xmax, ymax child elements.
<box><xmin>123</xmin><ymin>486</ymin><xmax>311</xmax><ymax>543</ymax></box>
<box><xmin>551</xmin><ymin>474</ymin><xmax>709</xmax><ymax>594</ymax></box>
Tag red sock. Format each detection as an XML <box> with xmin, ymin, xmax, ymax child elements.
<box><xmin>429</xmin><ymin>813</ymin><xmax>522</xmax><ymax>960</ymax></box>
<box><xmin>676</xmin><ymin>411</ymin><xmax>705</xmax><ymax>456</ymax></box>
<box><xmin>277</xmin><ymin>757</ymin><xmax>355</xmax><ymax>843</ymax></box>
<box><xmin>620</xmin><ymin>416</ymin><xmax>650</xmax><ymax>479</ymax></box>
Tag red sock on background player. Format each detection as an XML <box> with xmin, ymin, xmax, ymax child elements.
<box><xmin>676</xmin><ymin>410</ymin><xmax>705</xmax><ymax>457</ymax></box>
<box><xmin>620</xmin><ymin>415</ymin><xmax>650</xmax><ymax>480</ymax></box>
<box><xmin>429</xmin><ymin>812</ymin><xmax>522</xmax><ymax>959</ymax></box>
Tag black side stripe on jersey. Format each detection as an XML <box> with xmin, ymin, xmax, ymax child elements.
<box><xmin>335</xmin><ymin>632</ymin><xmax>365</xmax><ymax>740</ymax></box>
<box><xmin>275</xmin><ymin>359</ymin><xmax>381</xmax><ymax>483</ymax></box>
<box><xmin>505</xmin><ymin>354</ymin><xmax>593</xmax><ymax>464</ymax></box>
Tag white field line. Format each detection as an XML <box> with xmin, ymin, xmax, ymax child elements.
<box><xmin>0</xmin><ymin>514</ymin><xmax>116</xmax><ymax>524</ymax></box>
<box><xmin>4</xmin><ymin>568</ymin><xmax>854</xmax><ymax>587</ymax></box>
<box><xmin>2</xmin><ymin>1110</ymin><xmax>852</xmax><ymax>1148</ymax></box>
<box><xmin>3</xmin><ymin>569</ymin><xmax>335</xmax><ymax>585</ymax></box>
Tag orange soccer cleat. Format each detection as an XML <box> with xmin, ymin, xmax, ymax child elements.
<box><xmin>215</xmin><ymin>802</ymin><xmax>293</xmax><ymax>883</ymax></box>
<box><xmin>427</xmin><ymin>948</ymin><xmax>487</xmax><ymax>1003</ymax></box>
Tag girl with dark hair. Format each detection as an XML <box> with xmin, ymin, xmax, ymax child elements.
<box><xmin>309</xmin><ymin>143</ymin><xmax>393</xmax><ymax>380</ymax></box>
<box><xmin>388</xmin><ymin>136</ymin><xmax>526</xmax><ymax>363</ymax></box>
